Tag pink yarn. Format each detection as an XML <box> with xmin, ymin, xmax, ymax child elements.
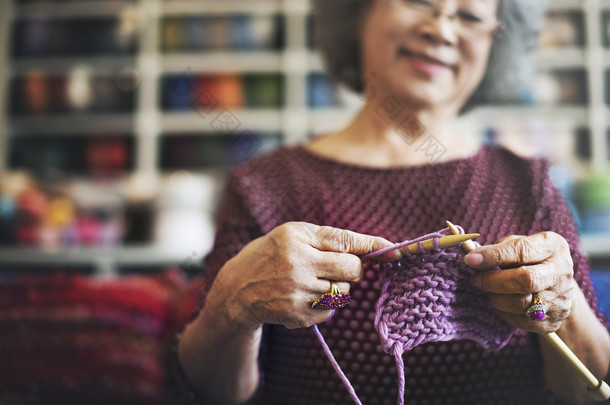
<box><xmin>313</xmin><ymin>226</ymin><xmax>516</xmax><ymax>405</ymax></box>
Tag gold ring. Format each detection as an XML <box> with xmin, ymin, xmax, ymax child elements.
<box><xmin>525</xmin><ymin>292</ymin><xmax>547</xmax><ymax>321</ymax></box>
<box><xmin>311</xmin><ymin>282</ymin><xmax>351</xmax><ymax>310</ymax></box>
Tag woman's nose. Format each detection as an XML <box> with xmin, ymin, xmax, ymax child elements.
<box><xmin>419</xmin><ymin>12</ymin><xmax>459</xmax><ymax>46</ymax></box>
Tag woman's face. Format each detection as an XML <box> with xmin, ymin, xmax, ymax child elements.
<box><xmin>360</xmin><ymin>0</ymin><xmax>500</xmax><ymax>112</ymax></box>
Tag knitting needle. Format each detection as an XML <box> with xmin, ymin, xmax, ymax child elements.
<box><xmin>403</xmin><ymin>233</ymin><xmax>480</xmax><ymax>254</ymax></box>
<box><xmin>361</xmin><ymin>233</ymin><xmax>479</xmax><ymax>263</ymax></box>
<box><xmin>446</xmin><ymin>220</ymin><xmax>610</xmax><ymax>401</ymax></box>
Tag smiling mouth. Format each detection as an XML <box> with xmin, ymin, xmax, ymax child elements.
<box><xmin>398</xmin><ymin>48</ymin><xmax>456</xmax><ymax>71</ymax></box>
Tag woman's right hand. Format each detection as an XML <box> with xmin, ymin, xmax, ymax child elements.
<box><xmin>203</xmin><ymin>221</ymin><xmax>402</xmax><ymax>333</ymax></box>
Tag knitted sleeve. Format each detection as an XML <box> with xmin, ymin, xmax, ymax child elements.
<box><xmin>533</xmin><ymin>161</ymin><xmax>607</xmax><ymax>326</ymax></box>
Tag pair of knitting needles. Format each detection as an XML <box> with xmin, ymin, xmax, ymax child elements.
<box><xmin>359</xmin><ymin>231</ymin><xmax>479</xmax><ymax>264</ymax></box>
<box><xmin>369</xmin><ymin>222</ymin><xmax>609</xmax><ymax>400</ymax></box>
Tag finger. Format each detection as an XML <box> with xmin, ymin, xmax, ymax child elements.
<box><xmin>315</xmin><ymin>280</ymin><xmax>350</xmax><ymax>296</ymax></box>
<box><xmin>264</xmin><ymin>282</ymin><xmax>352</xmax><ymax>330</ymax></box>
<box><xmin>287</xmin><ymin>301</ymin><xmax>347</xmax><ymax>329</ymax></box>
<box><xmin>288</xmin><ymin>262</ymin><xmax>352</xmax><ymax>296</ymax></box>
<box><xmin>284</xmin><ymin>303</ymin><xmax>336</xmax><ymax>329</ymax></box>
<box><xmin>500</xmin><ymin>312</ymin><xmax>561</xmax><ymax>334</ymax></box>
<box><xmin>496</xmin><ymin>234</ymin><xmax>523</xmax><ymax>244</ymax></box>
<box><xmin>293</xmin><ymin>310</ymin><xmax>336</xmax><ymax>329</ymax></box>
<box><xmin>309</xmin><ymin>224</ymin><xmax>402</xmax><ymax>261</ymax></box>
<box><xmin>488</xmin><ymin>292</ymin><xmax>544</xmax><ymax>315</ymax></box>
<box><xmin>306</xmin><ymin>276</ymin><xmax>342</xmax><ymax>294</ymax></box>
<box><xmin>312</xmin><ymin>250</ymin><xmax>365</xmax><ymax>283</ymax></box>
<box><xmin>305</xmin><ymin>279</ymin><xmax>351</xmax><ymax>296</ymax></box>
<box><xmin>464</xmin><ymin>233</ymin><xmax>554</xmax><ymax>269</ymax></box>
<box><xmin>300</xmin><ymin>282</ymin><xmax>351</xmax><ymax>329</ymax></box>
<box><xmin>470</xmin><ymin>262</ymin><xmax>558</xmax><ymax>294</ymax></box>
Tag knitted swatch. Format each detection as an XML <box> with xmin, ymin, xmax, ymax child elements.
<box><xmin>313</xmin><ymin>227</ymin><xmax>516</xmax><ymax>405</ymax></box>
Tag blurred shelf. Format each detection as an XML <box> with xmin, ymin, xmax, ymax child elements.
<box><xmin>547</xmin><ymin>0</ymin><xmax>584</xmax><ymax>11</ymax></box>
<box><xmin>464</xmin><ymin>106</ymin><xmax>588</xmax><ymax>127</ymax></box>
<box><xmin>161</xmin><ymin>109</ymin><xmax>283</xmax><ymax>132</ymax></box>
<box><xmin>308</xmin><ymin>52</ymin><xmax>325</xmax><ymax>73</ymax></box>
<box><xmin>162</xmin><ymin>0</ymin><xmax>281</xmax><ymax>16</ymax></box>
<box><xmin>581</xmin><ymin>234</ymin><xmax>610</xmax><ymax>258</ymax></box>
<box><xmin>161</xmin><ymin>0</ymin><xmax>309</xmax><ymax>15</ymax></box>
<box><xmin>536</xmin><ymin>48</ymin><xmax>585</xmax><ymax>69</ymax></box>
<box><xmin>309</xmin><ymin>108</ymin><xmax>358</xmax><ymax>131</ymax></box>
<box><xmin>162</xmin><ymin>52</ymin><xmax>282</xmax><ymax>73</ymax></box>
<box><xmin>283</xmin><ymin>0</ymin><xmax>310</xmax><ymax>14</ymax></box>
<box><xmin>0</xmin><ymin>245</ymin><xmax>207</xmax><ymax>273</ymax></box>
<box><xmin>604</xmin><ymin>51</ymin><xmax>610</xmax><ymax>66</ymax></box>
<box><xmin>16</xmin><ymin>2</ymin><xmax>137</xmax><ymax>18</ymax></box>
<box><xmin>9</xmin><ymin>114</ymin><xmax>134</xmax><ymax>135</ymax></box>
<box><xmin>11</xmin><ymin>56</ymin><xmax>137</xmax><ymax>75</ymax></box>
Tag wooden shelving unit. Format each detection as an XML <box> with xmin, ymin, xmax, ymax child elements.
<box><xmin>0</xmin><ymin>245</ymin><xmax>205</xmax><ymax>275</ymax></box>
<box><xmin>0</xmin><ymin>0</ymin><xmax>609</xmax><ymax>272</ymax></box>
<box><xmin>0</xmin><ymin>1</ymin><xmax>12</xmax><ymax>181</ymax></box>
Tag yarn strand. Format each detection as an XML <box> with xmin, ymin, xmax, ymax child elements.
<box><xmin>312</xmin><ymin>324</ymin><xmax>363</xmax><ymax>405</ymax></box>
<box><xmin>394</xmin><ymin>346</ymin><xmax>405</xmax><ymax>405</ymax></box>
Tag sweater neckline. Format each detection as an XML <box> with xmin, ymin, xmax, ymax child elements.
<box><xmin>293</xmin><ymin>143</ymin><xmax>488</xmax><ymax>173</ymax></box>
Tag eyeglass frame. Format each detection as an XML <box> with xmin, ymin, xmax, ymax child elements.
<box><xmin>384</xmin><ymin>0</ymin><xmax>505</xmax><ymax>39</ymax></box>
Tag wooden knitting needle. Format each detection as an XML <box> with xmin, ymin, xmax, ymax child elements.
<box><xmin>403</xmin><ymin>233</ymin><xmax>480</xmax><ymax>254</ymax></box>
<box><xmin>446</xmin><ymin>220</ymin><xmax>610</xmax><ymax>401</ymax></box>
<box><xmin>360</xmin><ymin>233</ymin><xmax>479</xmax><ymax>264</ymax></box>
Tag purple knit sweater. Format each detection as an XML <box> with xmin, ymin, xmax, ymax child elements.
<box><xmin>199</xmin><ymin>144</ymin><xmax>605</xmax><ymax>405</ymax></box>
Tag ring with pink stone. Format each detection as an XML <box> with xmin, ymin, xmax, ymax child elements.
<box><xmin>525</xmin><ymin>292</ymin><xmax>548</xmax><ymax>321</ymax></box>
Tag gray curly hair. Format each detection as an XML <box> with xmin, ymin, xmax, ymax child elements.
<box><xmin>311</xmin><ymin>0</ymin><xmax>547</xmax><ymax>114</ymax></box>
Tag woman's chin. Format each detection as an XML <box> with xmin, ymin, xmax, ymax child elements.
<box><xmin>390</xmin><ymin>89</ymin><xmax>450</xmax><ymax>111</ymax></box>
<box><xmin>383</xmin><ymin>77</ymin><xmax>454</xmax><ymax>109</ymax></box>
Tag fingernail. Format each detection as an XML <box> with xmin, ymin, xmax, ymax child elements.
<box><xmin>471</xmin><ymin>275</ymin><xmax>482</xmax><ymax>288</ymax></box>
<box><xmin>465</xmin><ymin>253</ymin><xmax>483</xmax><ymax>266</ymax></box>
<box><xmin>387</xmin><ymin>248</ymin><xmax>402</xmax><ymax>261</ymax></box>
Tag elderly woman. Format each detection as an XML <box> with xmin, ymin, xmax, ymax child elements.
<box><xmin>175</xmin><ymin>0</ymin><xmax>610</xmax><ymax>404</ymax></box>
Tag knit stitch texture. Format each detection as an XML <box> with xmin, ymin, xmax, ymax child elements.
<box><xmin>314</xmin><ymin>227</ymin><xmax>517</xmax><ymax>405</ymax></box>
<box><xmin>370</xmin><ymin>229</ymin><xmax>515</xmax><ymax>356</ymax></box>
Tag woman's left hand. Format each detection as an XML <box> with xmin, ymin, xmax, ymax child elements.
<box><xmin>464</xmin><ymin>232</ymin><xmax>576</xmax><ymax>333</ymax></box>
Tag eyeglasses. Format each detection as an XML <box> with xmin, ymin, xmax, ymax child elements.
<box><xmin>388</xmin><ymin>0</ymin><xmax>502</xmax><ymax>38</ymax></box>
